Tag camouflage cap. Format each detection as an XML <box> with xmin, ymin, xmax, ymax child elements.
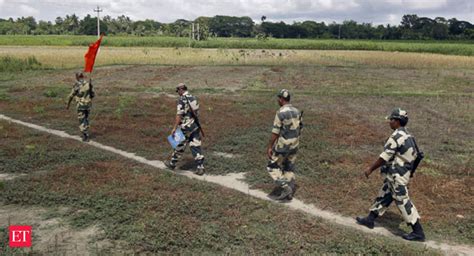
<box><xmin>277</xmin><ymin>89</ymin><xmax>290</xmax><ymax>100</ymax></box>
<box><xmin>386</xmin><ymin>108</ymin><xmax>408</xmax><ymax>120</ymax></box>
<box><xmin>176</xmin><ymin>82</ymin><xmax>187</xmax><ymax>92</ymax></box>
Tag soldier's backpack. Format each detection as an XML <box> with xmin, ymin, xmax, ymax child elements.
<box><xmin>411</xmin><ymin>137</ymin><xmax>424</xmax><ymax>177</ymax></box>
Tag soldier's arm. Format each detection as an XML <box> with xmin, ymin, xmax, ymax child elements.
<box><xmin>365</xmin><ymin>158</ymin><xmax>386</xmax><ymax>178</ymax></box>
<box><xmin>267</xmin><ymin>133</ymin><xmax>279</xmax><ymax>159</ymax></box>
<box><xmin>267</xmin><ymin>113</ymin><xmax>282</xmax><ymax>158</ymax></box>
<box><xmin>171</xmin><ymin>100</ymin><xmax>185</xmax><ymax>135</ymax></box>
<box><xmin>89</xmin><ymin>80</ymin><xmax>95</xmax><ymax>98</ymax></box>
<box><xmin>66</xmin><ymin>87</ymin><xmax>76</xmax><ymax>109</ymax></box>
<box><xmin>365</xmin><ymin>136</ymin><xmax>397</xmax><ymax>178</ymax></box>
<box><xmin>171</xmin><ymin>115</ymin><xmax>182</xmax><ymax>135</ymax></box>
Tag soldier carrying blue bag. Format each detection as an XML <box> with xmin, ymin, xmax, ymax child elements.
<box><xmin>165</xmin><ymin>83</ymin><xmax>205</xmax><ymax>175</ymax></box>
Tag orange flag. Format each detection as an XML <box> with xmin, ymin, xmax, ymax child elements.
<box><xmin>84</xmin><ymin>35</ymin><xmax>103</xmax><ymax>73</ymax></box>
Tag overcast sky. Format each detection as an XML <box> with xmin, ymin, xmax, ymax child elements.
<box><xmin>0</xmin><ymin>0</ymin><xmax>472</xmax><ymax>25</ymax></box>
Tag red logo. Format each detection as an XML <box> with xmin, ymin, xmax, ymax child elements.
<box><xmin>9</xmin><ymin>226</ymin><xmax>32</xmax><ymax>247</ymax></box>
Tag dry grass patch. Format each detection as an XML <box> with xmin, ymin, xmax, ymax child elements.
<box><xmin>2</xmin><ymin>46</ymin><xmax>474</xmax><ymax>70</ymax></box>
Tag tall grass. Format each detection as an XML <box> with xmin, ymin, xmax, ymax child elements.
<box><xmin>0</xmin><ymin>56</ymin><xmax>42</xmax><ymax>72</ymax></box>
<box><xmin>2</xmin><ymin>46</ymin><xmax>473</xmax><ymax>70</ymax></box>
<box><xmin>0</xmin><ymin>35</ymin><xmax>473</xmax><ymax>56</ymax></box>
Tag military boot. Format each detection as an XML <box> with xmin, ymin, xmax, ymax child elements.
<box><xmin>402</xmin><ymin>220</ymin><xmax>425</xmax><ymax>242</ymax></box>
<box><xmin>195</xmin><ymin>165</ymin><xmax>205</xmax><ymax>176</ymax></box>
<box><xmin>356</xmin><ymin>211</ymin><xmax>378</xmax><ymax>229</ymax></box>
<box><xmin>287</xmin><ymin>180</ymin><xmax>297</xmax><ymax>200</ymax></box>
<box><xmin>275</xmin><ymin>185</ymin><xmax>293</xmax><ymax>201</ymax></box>
<box><xmin>82</xmin><ymin>133</ymin><xmax>89</xmax><ymax>142</ymax></box>
<box><xmin>164</xmin><ymin>161</ymin><xmax>176</xmax><ymax>170</ymax></box>
<box><xmin>268</xmin><ymin>186</ymin><xmax>283</xmax><ymax>199</ymax></box>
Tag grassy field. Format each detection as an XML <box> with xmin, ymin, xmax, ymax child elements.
<box><xmin>0</xmin><ymin>46</ymin><xmax>473</xmax><ymax>253</ymax></box>
<box><xmin>0</xmin><ymin>35</ymin><xmax>473</xmax><ymax>55</ymax></box>
<box><xmin>2</xmin><ymin>46</ymin><xmax>474</xmax><ymax>72</ymax></box>
<box><xmin>0</xmin><ymin>121</ymin><xmax>439</xmax><ymax>255</ymax></box>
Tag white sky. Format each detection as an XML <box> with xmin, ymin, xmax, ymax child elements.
<box><xmin>0</xmin><ymin>0</ymin><xmax>472</xmax><ymax>25</ymax></box>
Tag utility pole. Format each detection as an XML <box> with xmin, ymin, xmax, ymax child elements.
<box><xmin>338</xmin><ymin>24</ymin><xmax>341</xmax><ymax>39</ymax></box>
<box><xmin>94</xmin><ymin>5</ymin><xmax>103</xmax><ymax>38</ymax></box>
<box><xmin>197</xmin><ymin>23</ymin><xmax>200</xmax><ymax>41</ymax></box>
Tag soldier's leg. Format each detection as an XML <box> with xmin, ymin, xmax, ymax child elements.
<box><xmin>77</xmin><ymin>109</ymin><xmax>90</xmax><ymax>141</ymax></box>
<box><xmin>369</xmin><ymin>177</ymin><xmax>394</xmax><ymax>217</ymax></box>
<box><xmin>267</xmin><ymin>152</ymin><xmax>292</xmax><ymax>200</ymax></box>
<box><xmin>168</xmin><ymin>136</ymin><xmax>190</xmax><ymax>169</ymax></box>
<box><xmin>267</xmin><ymin>153</ymin><xmax>284</xmax><ymax>186</ymax></box>
<box><xmin>189</xmin><ymin>130</ymin><xmax>205</xmax><ymax>175</ymax></box>
<box><xmin>390</xmin><ymin>172</ymin><xmax>425</xmax><ymax>241</ymax></box>
<box><xmin>282</xmin><ymin>153</ymin><xmax>297</xmax><ymax>198</ymax></box>
<box><xmin>357</xmin><ymin>176</ymin><xmax>393</xmax><ymax>229</ymax></box>
<box><xmin>390</xmin><ymin>173</ymin><xmax>421</xmax><ymax>225</ymax></box>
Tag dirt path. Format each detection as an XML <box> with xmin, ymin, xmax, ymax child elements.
<box><xmin>1</xmin><ymin>114</ymin><xmax>473</xmax><ymax>256</ymax></box>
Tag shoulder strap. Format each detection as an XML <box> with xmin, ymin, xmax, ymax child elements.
<box><xmin>184</xmin><ymin>95</ymin><xmax>197</xmax><ymax>113</ymax></box>
<box><xmin>411</xmin><ymin>135</ymin><xmax>421</xmax><ymax>154</ymax></box>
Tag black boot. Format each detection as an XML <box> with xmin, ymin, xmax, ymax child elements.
<box><xmin>286</xmin><ymin>180</ymin><xmax>297</xmax><ymax>200</ymax></box>
<box><xmin>164</xmin><ymin>160</ymin><xmax>176</xmax><ymax>170</ymax></box>
<box><xmin>275</xmin><ymin>185</ymin><xmax>293</xmax><ymax>201</ymax></box>
<box><xmin>82</xmin><ymin>133</ymin><xmax>89</xmax><ymax>142</ymax></box>
<box><xmin>195</xmin><ymin>164</ymin><xmax>205</xmax><ymax>176</ymax></box>
<box><xmin>402</xmin><ymin>220</ymin><xmax>425</xmax><ymax>242</ymax></box>
<box><xmin>268</xmin><ymin>186</ymin><xmax>283</xmax><ymax>198</ymax></box>
<box><xmin>356</xmin><ymin>211</ymin><xmax>378</xmax><ymax>229</ymax></box>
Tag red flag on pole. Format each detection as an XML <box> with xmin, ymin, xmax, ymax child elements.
<box><xmin>84</xmin><ymin>35</ymin><xmax>103</xmax><ymax>73</ymax></box>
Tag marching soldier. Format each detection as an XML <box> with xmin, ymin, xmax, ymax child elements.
<box><xmin>165</xmin><ymin>83</ymin><xmax>205</xmax><ymax>175</ymax></box>
<box><xmin>266</xmin><ymin>89</ymin><xmax>303</xmax><ymax>201</ymax></box>
<box><xmin>67</xmin><ymin>72</ymin><xmax>95</xmax><ymax>142</ymax></box>
<box><xmin>356</xmin><ymin>108</ymin><xmax>425</xmax><ymax>242</ymax></box>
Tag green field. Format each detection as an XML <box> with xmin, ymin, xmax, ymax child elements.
<box><xmin>0</xmin><ymin>45</ymin><xmax>473</xmax><ymax>254</ymax></box>
<box><xmin>0</xmin><ymin>35</ymin><xmax>473</xmax><ymax>55</ymax></box>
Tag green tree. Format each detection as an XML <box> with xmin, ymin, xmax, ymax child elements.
<box><xmin>261</xmin><ymin>21</ymin><xmax>289</xmax><ymax>38</ymax></box>
<box><xmin>209</xmin><ymin>16</ymin><xmax>254</xmax><ymax>37</ymax></box>
<box><xmin>54</xmin><ymin>16</ymin><xmax>64</xmax><ymax>34</ymax></box>
<box><xmin>300</xmin><ymin>21</ymin><xmax>327</xmax><ymax>38</ymax></box>
<box><xmin>63</xmin><ymin>14</ymin><xmax>80</xmax><ymax>34</ymax></box>
<box><xmin>79</xmin><ymin>14</ymin><xmax>108</xmax><ymax>35</ymax></box>
<box><xmin>36</xmin><ymin>21</ymin><xmax>53</xmax><ymax>34</ymax></box>
<box><xmin>16</xmin><ymin>16</ymin><xmax>36</xmax><ymax>34</ymax></box>
<box><xmin>401</xmin><ymin>14</ymin><xmax>419</xmax><ymax>29</ymax></box>
<box><xmin>431</xmin><ymin>23</ymin><xmax>448</xmax><ymax>40</ymax></box>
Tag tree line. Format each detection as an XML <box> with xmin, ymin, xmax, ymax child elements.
<box><xmin>0</xmin><ymin>14</ymin><xmax>472</xmax><ymax>40</ymax></box>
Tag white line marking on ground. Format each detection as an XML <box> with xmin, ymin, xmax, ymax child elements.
<box><xmin>1</xmin><ymin>114</ymin><xmax>472</xmax><ymax>256</ymax></box>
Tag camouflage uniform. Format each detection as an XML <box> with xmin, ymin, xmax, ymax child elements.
<box><xmin>169</xmin><ymin>91</ymin><xmax>204</xmax><ymax>169</ymax></box>
<box><xmin>369</xmin><ymin>127</ymin><xmax>421</xmax><ymax>225</ymax></box>
<box><xmin>68</xmin><ymin>78</ymin><xmax>94</xmax><ymax>138</ymax></box>
<box><xmin>267</xmin><ymin>92</ymin><xmax>302</xmax><ymax>197</ymax></box>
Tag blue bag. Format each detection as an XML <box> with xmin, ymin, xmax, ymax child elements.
<box><xmin>167</xmin><ymin>129</ymin><xmax>185</xmax><ymax>149</ymax></box>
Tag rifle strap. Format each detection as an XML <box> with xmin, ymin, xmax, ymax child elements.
<box><xmin>412</xmin><ymin>136</ymin><xmax>421</xmax><ymax>155</ymax></box>
<box><xmin>184</xmin><ymin>95</ymin><xmax>197</xmax><ymax>117</ymax></box>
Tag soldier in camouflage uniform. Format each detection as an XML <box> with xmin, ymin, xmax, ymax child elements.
<box><xmin>266</xmin><ymin>89</ymin><xmax>303</xmax><ymax>201</ymax></box>
<box><xmin>356</xmin><ymin>108</ymin><xmax>425</xmax><ymax>242</ymax></box>
<box><xmin>67</xmin><ymin>72</ymin><xmax>95</xmax><ymax>142</ymax></box>
<box><xmin>165</xmin><ymin>83</ymin><xmax>205</xmax><ymax>175</ymax></box>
